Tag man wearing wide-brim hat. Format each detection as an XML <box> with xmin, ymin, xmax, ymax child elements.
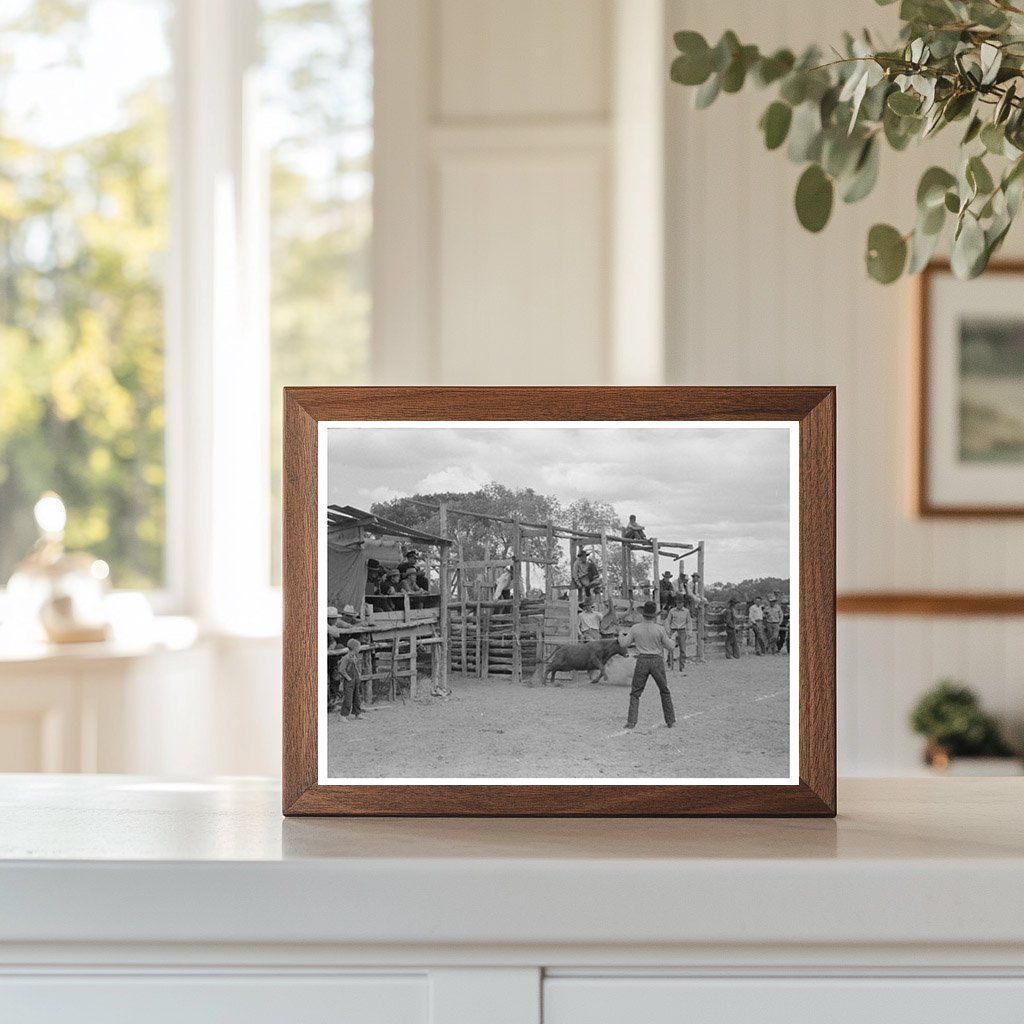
<box><xmin>622</xmin><ymin>600</ymin><xmax>677</xmax><ymax>730</ymax></box>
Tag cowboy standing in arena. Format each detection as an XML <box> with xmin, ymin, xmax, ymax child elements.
<box><xmin>623</xmin><ymin>601</ymin><xmax>677</xmax><ymax>730</ymax></box>
<box><xmin>663</xmin><ymin>595</ymin><xmax>691</xmax><ymax>673</ymax></box>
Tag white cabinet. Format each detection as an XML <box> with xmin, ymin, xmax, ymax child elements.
<box><xmin>544</xmin><ymin>977</ymin><xmax>1024</xmax><ymax>1024</ymax></box>
<box><xmin>2</xmin><ymin>777</ymin><xmax>1023</xmax><ymax>1024</ymax></box>
<box><xmin>0</xmin><ymin>975</ymin><xmax>428</xmax><ymax>1024</ymax></box>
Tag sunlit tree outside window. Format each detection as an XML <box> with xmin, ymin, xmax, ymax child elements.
<box><xmin>261</xmin><ymin>0</ymin><xmax>372</xmax><ymax>582</ymax></box>
<box><xmin>0</xmin><ymin>0</ymin><xmax>171</xmax><ymax>589</ymax></box>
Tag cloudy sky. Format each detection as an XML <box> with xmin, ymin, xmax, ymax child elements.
<box><xmin>326</xmin><ymin>424</ymin><xmax>794</xmax><ymax>584</ymax></box>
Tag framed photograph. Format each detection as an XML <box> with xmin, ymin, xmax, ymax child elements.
<box><xmin>283</xmin><ymin>387</ymin><xmax>835</xmax><ymax>816</ymax></box>
<box><xmin>918</xmin><ymin>261</ymin><xmax>1024</xmax><ymax>516</ymax></box>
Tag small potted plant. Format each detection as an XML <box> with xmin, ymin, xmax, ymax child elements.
<box><xmin>909</xmin><ymin>680</ymin><xmax>1019</xmax><ymax>772</ymax></box>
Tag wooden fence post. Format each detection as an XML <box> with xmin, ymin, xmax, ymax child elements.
<box><xmin>439</xmin><ymin>503</ymin><xmax>449</xmax><ymax>690</ymax></box>
<box><xmin>696</xmin><ymin>540</ymin><xmax>706</xmax><ymax>661</ymax></box>
<box><xmin>512</xmin><ymin>517</ymin><xmax>523</xmax><ymax>685</ymax></box>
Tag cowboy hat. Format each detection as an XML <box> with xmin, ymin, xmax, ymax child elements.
<box><xmin>326</xmin><ymin>606</ymin><xmax>339</xmax><ymax>618</ymax></box>
<box><xmin>641</xmin><ymin>600</ymin><xmax>658</xmax><ymax>619</ymax></box>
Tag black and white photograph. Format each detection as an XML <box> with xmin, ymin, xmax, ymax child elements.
<box><xmin>318</xmin><ymin>422</ymin><xmax>798</xmax><ymax>785</ymax></box>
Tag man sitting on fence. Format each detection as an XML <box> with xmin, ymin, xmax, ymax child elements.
<box><xmin>621</xmin><ymin>514</ymin><xmax>647</xmax><ymax>541</ymax></box>
<box><xmin>658</xmin><ymin>571</ymin><xmax>676</xmax><ymax>611</ymax></box>
<box><xmin>572</xmin><ymin>548</ymin><xmax>599</xmax><ymax>598</ymax></box>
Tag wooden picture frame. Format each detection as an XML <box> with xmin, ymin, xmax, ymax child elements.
<box><xmin>917</xmin><ymin>261</ymin><xmax>1024</xmax><ymax>517</ymax></box>
<box><xmin>283</xmin><ymin>387</ymin><xmax>836</xmax><ymax>816</ymax></box>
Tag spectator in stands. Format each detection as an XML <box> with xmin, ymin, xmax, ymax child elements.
<box><xmin>365</xmin><ymin>558</ymin><xmax>384</xmax><ymax>593</ymax></box>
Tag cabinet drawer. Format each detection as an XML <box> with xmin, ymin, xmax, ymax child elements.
<box><xmin>0</xmin><ymin>974</ymin><xmax>427</xmax><ymax>1024</ymax></box>
<box><xmin>544</xmin><ymin>977</ymin><xmax>1024</xmax><ymax>1024</ymax></box>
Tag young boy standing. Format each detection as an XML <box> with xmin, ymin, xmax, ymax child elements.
<box><xmin>335</xmin><ymin>638</ymin><xmax>365</xmax><ymax>720</ymax></box>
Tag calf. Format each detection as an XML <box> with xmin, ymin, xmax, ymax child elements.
<box><xmin>541</xmin><ymin>635</ymin><xmax>629</xmax><ymax>686</ymax></box>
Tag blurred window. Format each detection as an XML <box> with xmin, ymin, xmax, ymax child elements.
<box><xmin>0</xmin><ymin>0</ymin><xmax>172</xmax><ymax>589</ymax></box>
<box><xmin>261</xmin><ymin>0</ymin><xmax>372</xmax><ymax>582</ymax></box>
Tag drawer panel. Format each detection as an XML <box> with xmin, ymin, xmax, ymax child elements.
<box><xmin>0</xmin><ymin>974</ymin><xmax>427</xmax><ymax>1024</ymax></box>
<box><xmin>544</xmin><ymin>977</ymin><xmax>1024</xmax><ymax>1024</ymax></box>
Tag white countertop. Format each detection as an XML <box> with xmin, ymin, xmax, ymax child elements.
<box><xmin>2</xmin><ymin>776</ymin><xmax>1022</xmax><ymax>951</ymax></box>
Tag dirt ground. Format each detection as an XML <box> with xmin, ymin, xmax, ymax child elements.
<box><xmin>327</xmin><ymin>650</ymin><xmax>792</xmax><ymax>780</ymax></box>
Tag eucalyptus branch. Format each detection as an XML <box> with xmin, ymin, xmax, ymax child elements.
<box><xmin>670</xmin><ymin>1</ymin><xmax>1024</xmax><ymax>283</ymax></box>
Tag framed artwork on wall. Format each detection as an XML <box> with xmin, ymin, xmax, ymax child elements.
<box><xmin>282</xmin><ymin>387</ymin><xmax>836</xmax><ymax>816</ymax></box>
<box><xmin>918</xmin><ymin>261</ymin><xmax>1024</xmax><ymax>517</ymax></box>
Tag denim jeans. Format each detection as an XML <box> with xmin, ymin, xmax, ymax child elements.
<box><xmin>340</xmin><ymin>676</ymin><xmax>362</xmax><ymax>717</ymax></box>
<box><xmin>627</xmin><ymin>654</ymin><xmax>675</xmax><ymax>727</ymax></box>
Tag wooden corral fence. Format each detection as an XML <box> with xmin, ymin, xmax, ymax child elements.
<box><xmin>405</xmin><ymin>500</ymin><xmax>707</xmax><ymax>685</ymax></box>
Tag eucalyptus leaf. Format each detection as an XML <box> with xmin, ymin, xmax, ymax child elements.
<box><xmin>787</xmin><ymin>101</ymin><xmax>823</xmax><ymax>162</ymax></box>
<box><xmin>779</xmin><ymin>73</ymin><xmax>807</xmax><ymax>106</ymax></box>
<box><xmin>970</xmin><ymin>2</ymin><xmax>1009</xmax><ymax>30</ymax></box>
<box><xmin>760</xmin><ymin>101</ymin><xmax>793</xmax><ymax>150</ymax></box>
<box><xmin>694</xmin><ymin>73</ymin><xmax>721</xmax><ymax>109</ymax></box>
<box><xmin>842</xmin><ymin>137</ymin><xmax>881</xmax><ymax>203</ymax></box>
<box><xmin>996</xmin><ymin>82</ymin><xmax>1017</xmax><ymax>124</ymax></box>
<box><xmin>962</xmin><ymin>115</ymin><xmax>983</xmax><ymax>145</ymax></box>
<box><xmin>888</xmin><ymin>90</ymin><xmax>921</xmax><ymax>115</ymax></box>
<box><xmin>866</xmin><ymin>223</ymin><xmax>908</xmax><ymax>283</ymax></box>
<box><xmin>917</xmin><ymin>166</ymin><xmax>957</xmax><ymax>210</ymax></box>
<box><xmin>951</xmin><ymin>212</ymin><xmax>986</xmax><ymax>278</ymax></box>
<box><xmin>981</xmin><ymin>122</ymin><xmax>1005</xmax><ymax>155</ymax></box>
<box><xmin>967</xmin><ymin>154</ymin><xmax>995</xmax><ymax>195</ymax></box>
<box><xmin>980</xmin><ymin>42</ymin><xmax>1003</xmax><ymax>86</ymax></box>
<box><xmin>908</xmin><ymin>221</ymin><xmax>943</xmax><ymax>273</ymax></box>
<box><xmin>795</xmin><ymin>164</ymin><xmax>834</xmax><ymax>232</ymax></box>
<box><xmin>710</xmin><ymin>31</ymin><xmax>740</xmax><ymax>73</ymax></box>
<box><xmin>754</xmin><ymin>49</ymin><xmax>795</xmax><ymax>87</ymax></box>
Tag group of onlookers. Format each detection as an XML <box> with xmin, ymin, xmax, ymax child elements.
<box><xmin>365</xmin><ymin>550</ymin><xmax>434</xmax><ymax>609</ymax></box>
<box><xmin>724</xmin><ymin>593</ymin><xmax>789</xmax><ymax>658</ymax></box>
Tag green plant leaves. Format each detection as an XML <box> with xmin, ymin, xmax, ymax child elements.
<box><xmin>866</xmin><ymin>224</ymin><xmax>908</xmax><ymax>283</ymax></box>
<box><xmin>759</xmin><ymin>102</ymin><xmax>792</xmax><ymax>150</ymax></box>
<box><xmin>842</xmin><ymin>137</ymin><xmax>880</xmax><ymax>203</ymax></box>
<box><xmin>917</xmin><ymin>166</ymin><xmax>957</xmax><ymax>210</ymax></box>
<box><xmin>671</xmin><ymin>31</ymin><xmax>713</xmax><ymax>86</ymax></box>
<box><xmin>668</xmin><ymin>11</ymin><xmax>1024</xmax><ymax>284</ymax></box>
<box><xmin>795</xmin><ymin>164</ymin><xmax>834</xmax><ymax>232</ymax></box>
<box><xmin>888</xmin><ymin>90</ymin><xmax>921</xmax><ymax>116</ymax></box>
<box><xmin>952</xmin><ymin>211</ymin><xmax>987</xmax><ymax>278</ymax></box>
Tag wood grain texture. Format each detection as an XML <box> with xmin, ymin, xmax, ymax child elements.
<box><xmin>282</xmin><ymin>387</ymin><xmax>836</xmax><ymax>817</ymax></box>
<box><xmin>916</xmin><ymin>260</ymin><xmax>1024</xmax><ymax>518</ymax></box>
<box><xmin>838</xmin><ymin>592</ymin><xmax>1024</xmax><ymax>616</ymax></box>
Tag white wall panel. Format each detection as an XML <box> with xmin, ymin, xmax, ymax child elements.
<box><xmin>665</xmin><ymin>0</ymin><xmax>1024</xmax><ymax>774</ymax></box>
<box><xmin>438</xmin><ymin>0</ymin><xmax>610</xmax><ymax>120</ymax></box>
<box><xmin>437</xmin><ymin>151</ymin><xmax>608</xmax><ymax>384</ymax></box>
